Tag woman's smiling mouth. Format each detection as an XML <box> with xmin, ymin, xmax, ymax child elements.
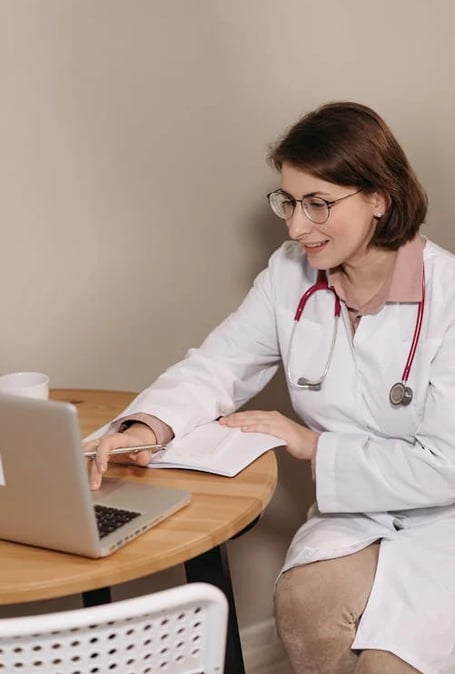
<box><xmin>303</xmin><ymin>240</ymin><xmax>329</xmax><ymax>253</ymax></box>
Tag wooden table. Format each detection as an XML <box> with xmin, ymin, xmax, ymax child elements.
<box><xmin>0</xmin><ymin>389</ymin><xmax>278</xmax><ymax>674</ymax></box>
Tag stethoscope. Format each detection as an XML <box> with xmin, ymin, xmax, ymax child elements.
<box><xmin>286</xmin><ymin>268</ymin><xmax>425</xmax><ymax>407</ymax></box>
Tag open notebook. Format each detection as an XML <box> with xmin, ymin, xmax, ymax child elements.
<box><xmin>148</xmin><ymin>421</ymin><xmax>283</xmax><ymax>477</ymax></box>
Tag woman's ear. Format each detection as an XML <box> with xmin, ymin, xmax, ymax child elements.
<box><xmin>373</xmin><ymin>192</ymin><xmax>389</xmax><ymax>219</ymax></box>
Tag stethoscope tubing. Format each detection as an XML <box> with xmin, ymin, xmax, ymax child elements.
<box><xmin>400</xmin><ymin>270</ymin><xmax>425</xmax><ymax>384</ymax></box>
<box><xmin>287</xmin><ymin>270</ymin><xmax>340</xmax><ymax>390</ymax></box>
<box><xmin>294</xmin><ymin>269</ymin><xmax>341</xmax><ymax>321</ymax></box>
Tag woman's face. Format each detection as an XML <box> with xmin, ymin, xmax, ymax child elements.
<box><xmin>279</xmin><ymin>163</ymin><xmax>385</xmax><ymax>271</ymax></box>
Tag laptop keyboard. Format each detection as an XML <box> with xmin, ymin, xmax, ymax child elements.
<box><xmin>94</xmin><ymin>504</ymin><xmax>141</xmax><ymax>538</ymax></box>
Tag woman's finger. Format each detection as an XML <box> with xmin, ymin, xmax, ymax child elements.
<box><xmin>87</xmin><ymin>430</ymin><xmax>157</xmax><ymax>490</ymax></box>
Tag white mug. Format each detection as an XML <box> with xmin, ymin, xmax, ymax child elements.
<box><xmin>0</xmin><ymin>371</ymin><xmax>50</xmax><ymax>400</ymax></box>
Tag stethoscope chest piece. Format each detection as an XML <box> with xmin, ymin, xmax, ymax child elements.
<box><xmin>389</xmin><ymin>382</ymin><xmax>413</xmax><ymax>407</ymax></box>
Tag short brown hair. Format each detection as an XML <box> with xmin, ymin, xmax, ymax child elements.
<box><xmin>268</xmin><ymin>101</ymin><xmax>428</xmax><ymax>250</ymax></box>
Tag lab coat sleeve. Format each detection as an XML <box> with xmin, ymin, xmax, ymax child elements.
<box><xmin>316</xmin><ymin>317</ymin><xmax>455</xmax><ymax>513</ymax></box>
<box><xmin>108</xmin><ymin>252</ymin><xmax>282</xmax><ymax>439</ymax></box>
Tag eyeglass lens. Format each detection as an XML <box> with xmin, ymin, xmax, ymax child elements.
<box><xmin>268</xmin><ymin>193</ymin><xmax>330</xmax><ymax>224</ymax></box>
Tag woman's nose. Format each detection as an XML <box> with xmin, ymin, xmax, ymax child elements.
<box><xmin>286</xmin><ymin>206</ymin><xmax>314</xmax><ymax>239</ymax></box>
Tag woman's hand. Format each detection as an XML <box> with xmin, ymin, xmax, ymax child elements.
<box><xmin>219</xmin><ymin>410</ymin><xmax>319</xmax><ymax>461</ymax></box>
<box><xmin>85</xmin><ymin>422</ymin><xmax>157</xmax><ymax>490</ymax></box>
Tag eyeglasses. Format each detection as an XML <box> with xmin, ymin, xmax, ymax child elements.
<box><xmin>267</xmin><ymin>189</ymin><xmax>362</xmax><ymax>225</ymax></box>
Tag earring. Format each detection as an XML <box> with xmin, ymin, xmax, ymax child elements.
<box><xmin>375</xmin><ymin>212</ymin><xmax>383</xmax><ymax>218</ymax></box>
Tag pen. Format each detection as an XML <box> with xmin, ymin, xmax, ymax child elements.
<box><xmin>83</xmin><ymin>444</ymin><xmax>166</xmax><ymax>459</ymax></box>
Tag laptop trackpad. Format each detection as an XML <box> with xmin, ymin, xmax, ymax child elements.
<box><xmin>91</xmin><ymin>478</ymin><xmax>191</xmax><ymax>513</ymax></box>
<box><xmin>93</xmin><ymin>478</ymin><xmax>129</xmax><ymax>498</ymax></box>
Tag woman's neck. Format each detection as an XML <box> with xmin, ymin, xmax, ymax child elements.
<box><xmin>340</xmin><ymin>247</ymin><xmax>398</xmax><ymax>300</ymax></box>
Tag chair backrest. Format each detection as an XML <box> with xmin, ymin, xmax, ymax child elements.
<box><xmin>0</xmin><ymin>582</ymin><xmax>228</xmax><ymax>674</ymax></box>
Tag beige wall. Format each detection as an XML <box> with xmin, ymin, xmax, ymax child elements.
<box><xmin>2</xmin><ymin>0</ymin><xmax>455</xmax><ymax>627</ymax></box>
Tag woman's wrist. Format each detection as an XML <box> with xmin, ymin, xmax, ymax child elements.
<box><xmin>122</xmin><ymin>421</ymin><xmax>157</xmax><ymax>445</ymax></box>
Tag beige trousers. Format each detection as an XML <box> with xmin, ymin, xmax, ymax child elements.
<box><xmin>274</xmin><ymin>542</ymin><xmax>422</xmax><ymax>674</ymax></box>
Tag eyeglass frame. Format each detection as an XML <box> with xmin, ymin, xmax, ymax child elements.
<box><xmin>267</xmin><ymin>188</ymin><xmax>363</xmax><ymax>224</ymax></box>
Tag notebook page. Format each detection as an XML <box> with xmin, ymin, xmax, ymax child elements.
<box><xmin>148</xmin><ymin>421</ymin><xmax>283</xmax><ymax>476</ymax></box>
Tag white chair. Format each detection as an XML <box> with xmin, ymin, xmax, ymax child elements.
<box><xmin>0</xmin><ymin>582</ymin><xmax>228</xmax><ymax>674</ymax></box>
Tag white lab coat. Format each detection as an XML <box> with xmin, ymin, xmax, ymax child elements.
<box><xmin>114</xmin><ymin>238</ymin><xmax>455</xmax><ymax>674</ymax></box>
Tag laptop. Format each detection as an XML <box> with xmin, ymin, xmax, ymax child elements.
<box><xmin>0</xmin><ymin>393</ymin><xmax>191</xmax><ymax>557</ymax></box>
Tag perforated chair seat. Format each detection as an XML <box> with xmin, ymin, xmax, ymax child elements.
<box><xmin>0</xmin><ymin>582</ymin><xmax>228</xmax><ymax>674</ymax></box>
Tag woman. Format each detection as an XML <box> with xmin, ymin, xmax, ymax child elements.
<box><xmin>88</xmin><ymin>102</ymin><xmax>455</xmax><ymax>674</ymax></box>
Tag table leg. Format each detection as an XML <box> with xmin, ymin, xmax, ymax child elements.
<box><xmin>82</xmin><ymin>586</ymin><xmax>112</xmax><ymax>607</ymax></box>
<box><xmin>184</xmin><ymin>543</ymin><xmax>245</xmax><ymax>674</ymax></box>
